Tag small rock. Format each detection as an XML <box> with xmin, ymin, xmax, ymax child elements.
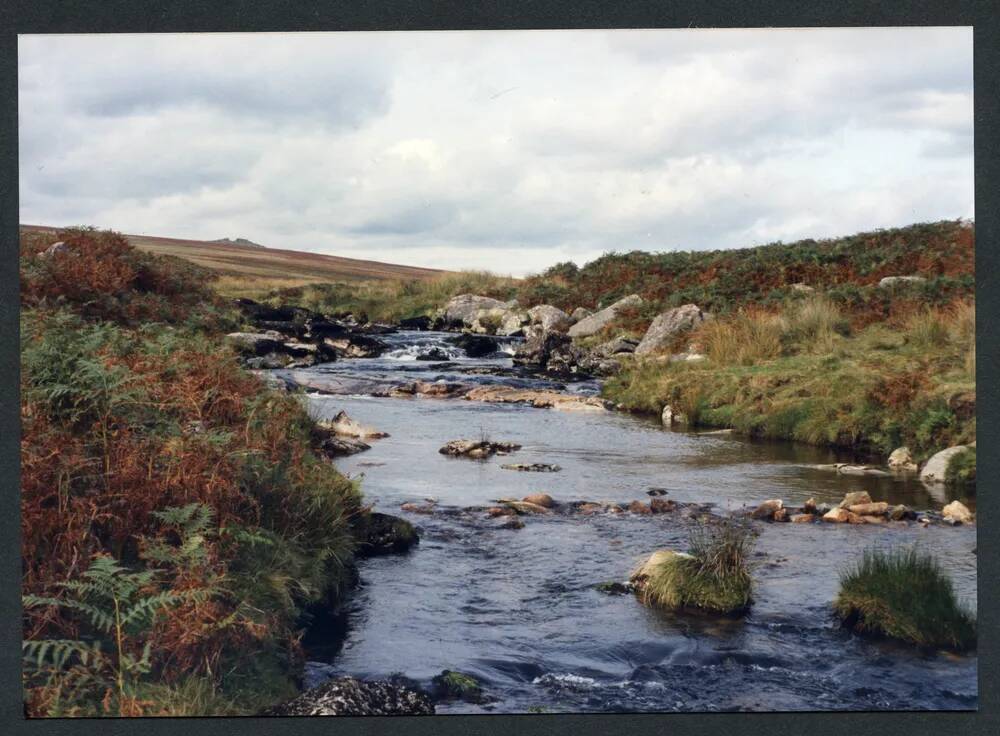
<box><xmin>499</xmin><ymin>516</ymin><xmax>525</xmax><ymax>530</ymax></box>
<box><xmin>439</xmin><ymin>439</ymin><xmax>522</xmax><ymax>458</ymax></box>
<box><xmin>823</xmin><ymin>508</ymin><xmax>861</xmax><ymax>524</ymax></box>
<box><xmin>847</xmin><ymin>502</ymin><xmax>889</xmax><ymax>516</ymax></box>
<box><xmin>523</xmin><ymin>493</ymin><xmax>556</xmax><ymax>509</ymax></box>
<box><xmin>802</xmin><ymin>498</ymin><xmax>818</xmax><ymax>514</ymax></box>
<box><xmin>628</xmin><ymin>500</ymin><xmax>652</xmax><ymax>515</ymax></box>
<box><xmin>486</xmin><ymin>506</ymin><xmax>515</xmax><ymax>517</ymax></box>
<box><xmin>838</xmin><ymin>491</ymin><xmax>872</xmax><ymax>509</ymax></box>
<box><xmin>400</xmin><ymin>502</ymin><xmax>435</xmax><ymax>515</ymax></box>
<box><xmin>647</xmin><ymin>488</ymin><xmax>669</xmax><ymax>496</ymax></box>
<box><xmin>501</xmin><ymin>463</ymin><xmax>561</xmax><ymax>473</ymax></box>
<box><xmin>889</xmin><ymin>504</ymin><xmax>913</xmax><ymax>521</ymax></box>
<box><xmin>650</xmin><ymin>498</ymin><xmax>676</xmax><ymax>514</ymax></box>
<box><xmin>942</xmin><ymin>500</ymin><xmax>974</xmax><ymax>524</ymax></box>
<box><xmin>39</xmin><ymin>240</ymin><xmax>70</xmax><ymax>258</ymax></box>
<box><xmin>791</xmin><ymin>514</ymin><xmax>815</xmax><ymax>524</ymax></box>
<box><xmin>353</xmin><ymin>512</ymin><xmax>419</xmax><ymax>557</ymax></box>
<box><xmin>751</xmin><ymin>499</ymin><xmax>784</xmax><ymax>521</ymax></box>
<box><xmin>577</xmin><ymin>502</ymin><xmax>605</xmax><ymax>515</ymax></box>
<box><xmin>878</xmin><ymin>275</ymin><xmax>927</xmax><ymax>288</ymax></box>
<box><xmin>595</xmin><ymin>581</ymin><xmax>632</xmax><ymax>596</ymax></box>
<box><xmin>860</xmin><ymin>515</ymin><xmax>886</xmax><ymax>524</ymax></box>
<box><xmin>661</xmin><ymin>404</ymin><xmax>689</xmax><ymax>426</ymax></box>
<box><xmin>773</xmin><ymin>508</ymin><xmax>790</xmax><ymax>522</ymax></box>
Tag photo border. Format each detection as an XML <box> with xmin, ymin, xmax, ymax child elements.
<box><xmin>1</xmin><ymin>2</ymin><xmax>996</xmax><ymax>735</ymax></box>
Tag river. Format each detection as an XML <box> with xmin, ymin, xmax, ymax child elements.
<box><xmin>276</xmin><ymin>330</ymin><xmax>977</xmax><ymax>713</ymax></box>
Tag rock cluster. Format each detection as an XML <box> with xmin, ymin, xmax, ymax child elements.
<box><xmin>439</xmin><ymin>439</ymin><xmax>522</xmax><ymax>459</ymax></box>
<box><xmin>260</xmin><ymin>677</ymin><xmax>434</xmax><ymax>716</ymax></box>
<box><xmin>746</xmin><ymin>490</ymin><xmax>972</xmax><ymax>527</ymax></box>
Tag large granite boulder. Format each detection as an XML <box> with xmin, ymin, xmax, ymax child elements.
<box><xmin>635</xmin><ymin>304</ymin><xmax>711</xmax><ymax>356</ymax></box>
<box><xmin>527</xmin><ymin>304</ymin><xmax>572</xmax><ymax>332</ymax></box>
<box><xmin>920</xmin><ymin>445</ymin><xmax>973</xmax><ymax>483</ymax></box>
<box><xmin>440</xmin><ymin>294</ymin><xmax>508</xmax><ymax>328</ymax></box>
<box><xmin>567</xmin><ymin>295</ymin><xmax>643</xmax><ymax>338</ymax></box>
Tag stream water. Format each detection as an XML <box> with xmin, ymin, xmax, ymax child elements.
<box><xmin>279</xmin><ymin>330</ymin><xmax>977</xmax><ymax>713</ymax></box>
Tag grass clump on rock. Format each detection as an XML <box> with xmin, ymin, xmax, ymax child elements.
<box><xmin>631</xmin><ymin>520</ymin><xmax>755</xmax><ymax>615</ymax></box>
<box><xmin>834</xmin><ymin>546</ymin><xmax>976</xmax><ymax>650</ymax></box>
<box><xmin>431</xmin><ymin>670</ymin><xmax>486</xmax><ymax>704</ymax></box>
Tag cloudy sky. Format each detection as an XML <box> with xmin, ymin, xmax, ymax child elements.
<box><xmin>19</xmin><ymin>28</ymin><xmax>973</xmax><ymax>275</ymax></box>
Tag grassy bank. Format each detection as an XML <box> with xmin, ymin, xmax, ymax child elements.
<box><xmin>256</xmin><ymin>270</ymin><xmax>520</xmax><ymax>323</ymax></box>
<box><xmin>603</xmin><ymin>296</ymin><xmax>975</xmax><ymax>462</ymax></box>
<box><xmin>20</xmin><ymin>229</ymin><xmax>364</xmax><ymax>716</ymax></box>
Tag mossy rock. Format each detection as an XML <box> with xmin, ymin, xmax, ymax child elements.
<box><xmin>353</xmin><ymin>512</ymin><xmax>419</xmax><ymax>558</ymax></box>
<box><xmin>431</xmin><ymin>670</ymin><xmax>486</xmax><ymax>704</ymax></box>
<box><xmin>834</xmin><ymin>547</ymin><xmax>976</xmax><ymax>650</ymax></box>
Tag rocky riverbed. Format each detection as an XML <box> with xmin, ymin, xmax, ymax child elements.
<box><xmin>236</xmin><ymin>306</ymin><xmax>977</xmax><ymax>715</ymax></box>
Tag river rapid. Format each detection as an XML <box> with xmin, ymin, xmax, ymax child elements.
<box><xmin>277</xmin><ymin>330</ymin><xmax>977</xmax><ymax>714</ymax></box>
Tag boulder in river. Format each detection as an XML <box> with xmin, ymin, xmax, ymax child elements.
<box><xmin>501</xmin><ymin>463</ymin><xmax>561</xmax><ymax>473</ymax></box>
<box><xmin>353</xmin><ymin>512</ymin><xmax>419</xmax><ymax>557</ymax></box>
<box><xmin>431</xmin><ymin>670</ymin><xmax>487</xmax><ymax>703</ymax></box>
<box><xmin>650</xmin><ymin>498</ymin><xmax>676</xmax><ymax>513</ymax></box>
<box><xmin>470</xmin><ymin>305</ymin><xmax>529</xmax><ymax>336</ymax></box>
<box><xmin>791</xmin><ymin>514</ymin><xmax>815</xmax><ymax>524</ymax></box>
<box><xmin>630</xmin><ymin>548</ymin><xmax>751</xmax><ymax>615</ymax></box>
<box><xmin>888</xmin><ymin>446</ymin><xmax>918</xmax><ymax>472</ymax></box>
<box><xmin>319</xmin><ymin>410</ymin><xmax>389</xmax><ymax>439</ymax></box>
<box><xmin>447</xmin><ymin>332</ymin><xmax>500</xmax><ymax>358</ymax></box>
<box><xmin>398</xmin><ymin>315</ymin><xmax>432</xmax><ymax>331</ymax></box>
<box><xmin>439</xmin><ymin>439</ymin><xmax>522</xmax><ymax>458</ymax></box>
<box><xmin>323</xmin><ymin>334</ymin><xmax>387</xmax><ymax>358</ymax></box>
<box><xmin>225</xmin><ymin>332</ymin><xmax>287</xmax><ymax>357</ymax></box>
<box><xmin>260</xmin><ymin>676</ymin><xmax>434</xmax><ymax>716</ymax></box>
<box><xmin>942</xmin><ymin>500</ymin><xmax>974</xmax><ymax>524</ymax></box>
<box><xmin>635</xmin><ymin>304</ymin><xmax>712</xmax><ymax>356</ymax></box>
<box><xmin>512</xmin><ymin>328</ymin><xmax>572</xmax><ymax>370</ymax></box>
<box><xmin>527</xmin><ymin>304</ymin><xmax>572</xmax><ymax>332</ymax></box>
<box><xmin>920</xmin><ymin>445</ymin><xmax>973</xmax><ymax>484</ymax></box>
<box><xmin>315</xmin><ymin>433</ymin><xmax>371</xmax><ymax>458</ymax></box>
<box><xmin>567</xmin><ymin>294</ymin><xmax>643</xmax><ymax>338</ymax></box>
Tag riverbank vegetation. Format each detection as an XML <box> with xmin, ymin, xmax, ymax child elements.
<box><xmin>21</xmin><ymin>229</ymin><xmax>364</xmax><ymax>716</ymax></box>
<box><xmin>603</xmin><ymin>294</ymin><xmax>975</xmax><ymax>462</ymax></box>
<box><xmin>834</xmin><ymin>547</ymin><xmax>976</xmax><ymax>650</ymax></box>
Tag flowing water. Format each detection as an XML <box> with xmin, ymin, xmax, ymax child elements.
<box><xmin>279</xmin><ymin>330</ymin><xmax>977</xmax><ymax>713</ymax></box>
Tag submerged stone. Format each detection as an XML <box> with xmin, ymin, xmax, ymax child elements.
<box><xmin>261</xmin><ymin>676</ymin><xmax>434</xmax><ymax>716</ymax></box>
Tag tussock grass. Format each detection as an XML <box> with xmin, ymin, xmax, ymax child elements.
<box><xmin>634</xmin><ymin>520</ymin><xmax>754</xmax><ymax>615</ymax></box>
<box><xmin>698</xmin><ymin>310</ymin><xmax>785</xmax><ymax>366</ymax></box>
<box><xmin>834</xmin><ymin>547</ymin><xmax>976</xmax><ymax>650</ymax></box>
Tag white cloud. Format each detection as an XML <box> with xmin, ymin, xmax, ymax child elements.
<box><xmin>18</xmin><ymin>28</ymin><xmax>973</xmax><ymax>276</ymax></box>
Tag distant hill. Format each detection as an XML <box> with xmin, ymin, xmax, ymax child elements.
<box><xmin>19</xmin><ymin>225</ymin><xmax>446</xmax><ymax>291</ymax></box>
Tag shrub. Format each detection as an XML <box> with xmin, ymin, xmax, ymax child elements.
<box><xmin>632</xmin><ymin>520</ymin><xmax>755</xmax><ymax>615</ymax></box>
<box><xmin>21</xmin><ymin>228</ymin><xmax>224</xmax><ymax>327</ymax></box>
<box><xmin>834</xmin><ymin>546</ymin><xmax>976</xmax><ymax>650</ymax></box>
